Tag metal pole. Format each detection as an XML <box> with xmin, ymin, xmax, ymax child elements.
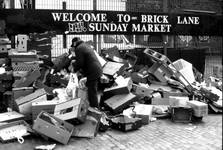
<box><xmin>93</xmin><ymin>0</ymin><xmax>99</xmax><ymax>53</ymax></box>
<box><xmin>62</xmin><ymin>1</ymin><xmax>67</xmax><ymax>49</ymax></box>
<box><xmin>10</xmin><ymin>0</ymin><xmax>15</xmax><ymax>48</ymax></box>
<box><xmin>163</xmin><ymin>0</ymin><xmax>168</xmax><ymax>56</ymax></box>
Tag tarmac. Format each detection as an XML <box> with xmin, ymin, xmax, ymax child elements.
<box><xmin>0</xmin><ymin>113</ymin><xmax>222</xmax><ymax>150</ymax></box>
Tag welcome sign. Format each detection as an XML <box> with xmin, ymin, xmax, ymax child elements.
<box><xmin>0</xmin><ymin>9</ymin><xmax>222</xmax><ymax>35</ymax></box>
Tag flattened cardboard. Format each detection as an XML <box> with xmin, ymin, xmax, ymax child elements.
<box><xmin>33</xmin><ymin>111</ymin><xmax>74</xmax><ymax>145</ymax></box>
<box><xmin>13</xmin><ymin>70</ymin><xmax>41</xmax><ymax>88</ymax></box>
<box><xmin>0</xmin><ymin>111</ymin><xmax>25</xmax><ymax>123</ymax></box>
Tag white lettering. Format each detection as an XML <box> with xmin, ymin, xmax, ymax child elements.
<box><xmin>63</xmin><ymin>13</ymin><xmax>69</xmax><ymax>21</ymax></box>
<box><xmin>141</xmin><ymin>15</ymin><xmax>147</xmax><ymax>23</ymax></box>
<box><xmin>132</xmin><ymin>24</ymin><xmax>172</xmax><ymax>32</ymax></box>
<box><xmin>141</xmin><ymin>15</ymin><xmax>169</xmax><ymax>23</ymax></box>
<box><xmin>52</xmin><ymin>13</ymin><xmax>62</xmax><ymax>21</ymax></box>
<box><xmin>117</xmin><ymin>14</ymin><xmax>124</xmax><ymax>22</ymax></box>
<box><xmin>132</xmin><ymin>24</ymin><xmax>140</xmax><ymax>31</ymax></box>
<box><xmin>177</xmin><ymin>16</ymin><xmax>200</xmax><ymax>24</ymax></box>
<box><xmin>89</xmin><ymin>23</ymin><xmax>95</xmax><ymax>31</ymax></box>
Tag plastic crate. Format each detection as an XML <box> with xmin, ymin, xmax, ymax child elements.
<box><xmin>169</xmin><ymin>106</ymin><xmax>193</xmax><ymax>123</ymax></box>
<box><xmin>12</xmin><ymin>62</ymin><xmax>40</xmax><ymax>71</ymax></box>
<box><xmin>187</xmin><ymin>100</ymin><xmax>208</xmax><ymax>117</ymax></box>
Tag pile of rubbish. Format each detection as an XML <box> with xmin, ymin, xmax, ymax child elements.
<box><xmin>0</xmin><ymin>36</ymin><xmax>222</xmax><ymax>147</ymax></box>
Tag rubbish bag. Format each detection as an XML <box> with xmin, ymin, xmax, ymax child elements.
<box><xmin>66</xmin><ymin>73</ymin><xmax>79</xmax><ymax>98</ymax></box>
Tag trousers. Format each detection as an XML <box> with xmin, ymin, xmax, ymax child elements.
<box><xmin>86</xmin><ymin>78</ymin><xmax>100</xmax><ymax>109</ymax></box>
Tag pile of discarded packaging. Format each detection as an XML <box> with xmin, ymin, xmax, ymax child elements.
<box><xmin>0</xmin><ymin>35</ymin><xmax>222</xmax><ymax>146</ymax></box>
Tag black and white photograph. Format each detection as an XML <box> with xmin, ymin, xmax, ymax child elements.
<box><xmin>0</xmin><ymin>0</ymin><xmax>222</xmax><ymax>150</ymax></box>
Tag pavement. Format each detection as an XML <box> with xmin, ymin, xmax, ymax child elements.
<box><xmin>0</xmin><ymin>113</ymin><xmax>222</xmax><ymax>150</ymax></box>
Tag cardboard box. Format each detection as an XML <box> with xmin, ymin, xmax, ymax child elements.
<box><xmin>187</xmin><ymin>100</ymin><xmax>208</xmax><ymax>117</ymax></box>
<box><xmin>148</xmin><ymin>62</ymin><xmax>173</xmax><ymax>82</ymax></box>
<box><xmin>33</xmin><ymin>111</ymin><xmax>74</xmax><ymax>145</ymax></box>
<box><xmin>12</xmin><ymin>87</ymin><xmax>34</xmax><ymax>100</ymax></box>
<box><xmin>169</xmin><ymin>96</ymin><xmax>189</xmax><ymax>107</ymax></box>
<box><xmin>8</xmin><ymin>50</ymin><xmax>37</xmax><ymax>59</ymax></box>
<box><xmin>104</xmin><ymin>93</ymin><xmax>138</xmax><ymax>114</ymax></box>
<box><xmin>11</xmin><ymin>62</ymin><xmax>40</xmax><ymax>72</ymax></box>
<box><xmin>132</xmin><ymin>104</ymin><xmax>153</xmax><ymax>125</ymax></box>
<box><xmin>102</xmin><ymin>61</ymin><xmax>124</xmax><ymax>76</ymax></box>
<box><xmin>130</xmin><ymin>72</ymin><xmax>148</xmax><ymax>84</ymax></box>
<box><xmin>72</xmin><ymin>115</ymin><xmax>100</xmax><ymax>138</ymax></box>
<box><xmin>0</xmin><ymin>111</ymin><xmax>25</xmax><ymax>123</ymax></box>
<box><xmin>32</xmin><ymin>99</ymin><xmax>60</xmax><ymax>120</ymax></box>
<box><xmin>72</xmin><ymin>107</ymin><xmax>103</xmax><ymax>137</ymax></box>
<box><xmin>123</xmin><ymin>104</ymin><xmax>153</xmax><ymax>125</ymax></box>
<box><xmin>33</xmin><ymin>80</ymin><xmax>55</xmax><ymax>95</ymax></box>
<box><xmin>77</xmin><ymin>88</ymin><xmax>88</xmax><ymax>101</ymax></box>
<box><xmin>144</xmin><ymin>48</ymin><xmax>168</xmax><ymax>63</ymax></box>
<box><xmin>17</xmin><ymin>34</ymin><xmax>28</xmax><ymax>52</ymax></box>
<box><xmin>152</xmin><ymin>98</ymin><xmax>172</xmax><ymax>105</ymax></box>
<box><xmin>134</xmin><ymin>84</ymin><xmax>153</xmax><ymax>97</ymax></box>
<box><xmin>54</xmin><ymin>98</ymin><xmax>88</xmax><ymax>123</ymax></box>
<box><xmin>13</xmin><ymin>70</ymin><xmax>41</xmax><ymax>88</ymax></box>
<box><xmin>103</xmin><ymin>77</ymin><xmax>132</xmax><ymax>99</ymax></box>
<box><xmin>15</xmin><ymin>88</ymin><xmax>47</xmax><ymax>119</ymax></box>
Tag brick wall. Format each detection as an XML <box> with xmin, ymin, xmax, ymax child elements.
<box><xmin>127</xmin><ymin>0</ymin><xmax>222</xmax><ymax>14</ymax></box>
<box><xmin>126</xmin><ymin>0</ymin><xmax>163</xmax><ymax>12</ymax></box>
<box><xmin>179</xmin><ymin>0</ymin><xmax>222</xmax><ymax>14</ymax></box>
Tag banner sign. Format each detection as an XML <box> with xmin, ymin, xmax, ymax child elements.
<box><xmin>0</xmin><ymin>9</ymin><xmax>222</xmax><ymax>35</ymax></box>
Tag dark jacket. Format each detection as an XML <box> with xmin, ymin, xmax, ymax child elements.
<box><xmin>72</xmin><ymin>41</ymin><xmax>102</xmax><ymax>80</ymax></box>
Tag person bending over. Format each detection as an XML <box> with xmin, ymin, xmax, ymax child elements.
<box><xmin>70</xmin><ymin>37</ymin><xmax>102</xmax><ymax>109</ymax></box>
